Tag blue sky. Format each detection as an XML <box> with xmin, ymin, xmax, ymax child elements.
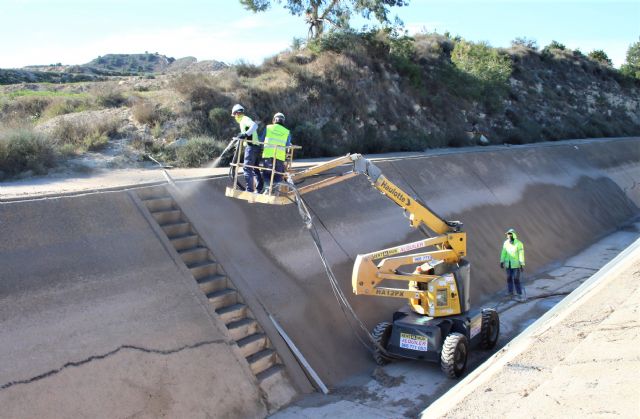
<box><xmin>1</xmin><ymin>0</ymin><xmax>638</xmax><ymax>68</ymax></box>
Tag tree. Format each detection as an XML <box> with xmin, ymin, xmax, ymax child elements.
<box><xmin>588</xmin><ymin>49</ymin><xmax>612</xmax><ymax>66</ymax></box>
<box><xmin>239</xmin><ymin>0</ymin><xmax>408</xmax><ymax>39</ymax></box>
<box><xmin>620</xmin><ymin>38</ymin><xmax>640</xmax><ymax>79</ymax></box>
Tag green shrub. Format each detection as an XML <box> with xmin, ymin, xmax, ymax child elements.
<box><xmin>545</xmin><ymin>40</ymin><xmax>566</xmax><ymax>51</ymax></box>
<box><xmin>451</xmin><ymin>40</ymin><xmax>513</xmax><ymax>85</ymax></box>
<box><xmin>0</xmin><ymin>128</ymin><xmax>56</xmax><ymax>178</ymax></box>
<box><xmin>57</xmin><ymin>142</ymin><xmax>76</xmax><ymax>157</ymax></box>
<box><xmin>291</xmin><ymin>122</ymin><xmax>329</xmax><ymax>157</ymax></box>
<box><xmin>511</xmin><ymin>37</ymin><xmax>538</xmax><ymax>50</ymax></box>
<box><xmin>620</xmin><ymin>63</ymin><xmax>640</xmax><ymax>79</ymax></box>
<box><xmin>389</xmin><ymin>35</ymin><xmax>423</xmax><ymax>88</ymax></box>
<box><xmin>208</xmin><ymin>107</ymin><xmax>229</xmax><ymax>137</ymax></box>
<box><xmin>392</xmin><ymin>130</ymin><xmax>426</xmax><ymax>151</ymax></box>
<box><xmin>308</xmin><ymin>29</ymin><xmax>359</xmax><ymax>55</ymax></box>
<box><xmin>151</xmin><ymin>121</ymin><xmax>163</xmax><ymax>139</ymax></box>
<box><xmin>83</xmin><ymin>130</ymin><xmax>109</xmax><ymax>150</ymax></box>
<box><xmin>175</xmin><ymin>136</ymin><xmax>226</xmax><ymax>167</ymax></box>
<box><xmin>449</xmin><ymin>40</ymin><xmax>512</xmax><ymax>110</ymax></box>
<box><xmin>307</xmin><ymin>29</ymin><xmax>376</xmax><ymax>62</ymax></box>
<box><xmin>588</xmin><ymin>50</ymin><xmax>612</xmax><ymax>66</ymax></box>
<box><xmin>234</xmin><ymin>60</ymin><xmax>262</xmax><ymax>78</ymax></box>
<box><xmin>43</xmin><ymin>97</ymin><xmax>91</xmax><ymax>118</ymax></box>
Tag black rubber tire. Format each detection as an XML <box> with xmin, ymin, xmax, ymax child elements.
<box><xmin>480</xmin><ymin>309</ymin><xmax>500</xmax><ymax>349</ymax></box>
<box><xmin>440</xmin><ymin>332</ymin><xmax>468</xmax><ymax>378</ymax></box>
<box><xmin>371</xmin><ymin>322</ymin><xmax>393</xmax><ymax>366</ymax></box>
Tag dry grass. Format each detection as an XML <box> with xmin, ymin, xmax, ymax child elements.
<box><xmin>1</xmin><ymin>95</ymin><xmax>54</xmax><ymax>121</ymax></box>
<box><xmin>42</xmin><ymin>97</ymin><xmax>92</xmax><ymax>119</ymax></box>
<box><xmin>132</xmin><ymin>99</ymin><xmax>159</xmax><ymax>124</ymax></box>
<box><xmin>414</xmin><ymin>34</ymin><xmax>453</xmax><ymax>60</ymax></box>
<box><xmin>90</xmin><ymin>82</ymin><xmax>128</xmax><ymax>108</ymax></box>
<box><xmin>0</xmin><ymin>126</ymin><xmax>57</xmax><ymax>178</ymax></box>
<box><xmin>245</xmin><ymin>68</ymin><xmax>294</xmax><ymax>92</ymax></box>
<box><xmin>51</xmin><ymin>115</ymin><xmax>120</xmax><ymax>151</ymax></box>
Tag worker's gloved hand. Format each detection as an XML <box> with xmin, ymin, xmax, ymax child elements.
<box><xmin>520</xmin><ymin>265</ymin><xmax>525</xmax><ymax>272</ymax></box>
<box><xmin>237</xmin><ymin>132</ymin><xmax>248</xmax><ymax>139</ymax></box>
<box><xmin>500</xmin><ymin>262</ymin><xmax>504</xmax><ymax>269</ymax></box>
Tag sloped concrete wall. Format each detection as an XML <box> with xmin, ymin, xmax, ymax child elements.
<box><xmin>0</xmin><ymin>192</ymin><xmax>268</xmax><ymax>418</ymax></box>
<box><xmin>0</xmin><ymin>138</ymin><xmax>636</xmax><ymax>412</ymax></box>
<box><xmin>173</xmin><ymin>138</ymin><xmax>639</xmax><ymax>387</ymax></box>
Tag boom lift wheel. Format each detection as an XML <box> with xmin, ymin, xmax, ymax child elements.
<box><xmin>480</xmin><ymin>308</ymin><xmax>500</xmax><ymax>349</ymax></box>
<box><xmin>371</xmin><ymin>322</ymin><xmax>393</xmax><ymax>365</ymax></box>
<box><xmin>440</xmin><ymin>332</ymin><xmax>468</xmax><ymax>378</ymax></box>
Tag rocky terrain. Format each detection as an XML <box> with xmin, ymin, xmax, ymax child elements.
<box><xmin>1</xmin><ymin>32</ymin><xmax>639</xmax><ymax>180</ymax></box>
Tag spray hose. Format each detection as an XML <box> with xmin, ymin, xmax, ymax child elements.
<box><xmin>281</xmin><ymin>181</ymin><xmax>393</xmax><ymax>358</ymax></box>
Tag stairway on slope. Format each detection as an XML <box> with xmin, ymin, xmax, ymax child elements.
<box><xmin>135</xmin><ymin>185</ymin><xmax>290</xmax><ymax>401</ymax></box>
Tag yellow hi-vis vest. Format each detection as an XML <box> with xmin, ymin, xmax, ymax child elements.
<box><xmin>262</xmin><ymin>124</ymin><xmax>289</xmax><ymax>161</ymax></box>
<box><xmin>236</xmin><ymin>115</ymin><xmax>260</xmax><ymax>145</ymax></box>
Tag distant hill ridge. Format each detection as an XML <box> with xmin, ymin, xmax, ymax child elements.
<box><xmin>1</xmin><ymin>53</ymin><xmax>227</xmax><ymax>84</ymax></box>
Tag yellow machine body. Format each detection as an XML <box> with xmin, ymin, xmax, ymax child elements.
<box><xmin>227</xmin><ymin>152</ymin><xmax>469</xmax><ymax>317</ymax></box>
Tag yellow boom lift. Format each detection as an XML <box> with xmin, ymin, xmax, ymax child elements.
<box><xmin>226</xmin><ymin>141</ymin><xmax>499</xmax><ymax>378</ymax></box>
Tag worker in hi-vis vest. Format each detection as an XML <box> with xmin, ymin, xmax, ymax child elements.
<box><xmin>500</xmin><ymin>228</ymin><xmax>526</xmax><ymax>302</ymax></box>
<box><xmin>231</xmin><ymin>104</ymin><xmax>263</xmax><ymax>193</ymax></box>
<box><xmin>261</xmin><ymin>112</ymin><xmax>291</xmax><ymax>189</ymax></box>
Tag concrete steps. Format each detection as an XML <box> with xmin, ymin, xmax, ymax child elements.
<box><xmin>170</xmin><ymin>234</ymin><xmax>199</xmax><ymax>251</ymax></box>
<box><xmin>162</xmin><ymin>222</ymin><xmax>191</xmax><ymax>237</ymax></box>
<box><xmin>248</xmin><ymin>348</ymin><xmax>277</xmax><ymax>375</ymax></box>
<box><xmin>197</xmin><ymin>274</ymin><xmax>228</xmax><ymax>294</ymax></box>
<box><xmin>137</xmin><ymin>186</ymin><xmax>287</xmax><ymax>388</ymax></box>
<box><xmin>217</xmin><ymin>303</ymin><xmax>248</xmax><ymax>324</ymax></box>
<box><xmin>237</xmin><ymin>333</ymin><xmax>268</xmax><ymax>358</ymax></box>
<box><xmin>227</xmin><ymin>318</ymin><xmax>260</xmax><ymax>341</ymax></box>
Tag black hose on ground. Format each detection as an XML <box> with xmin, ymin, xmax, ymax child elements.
<box><xmin>283</xmin><ymin>182</ymin><xmax>392</xmax><ymax>358</ymax></box>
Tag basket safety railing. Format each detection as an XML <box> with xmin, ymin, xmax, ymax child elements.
<box><xmin>228</xmin><ymin>137</ymin><xmax>301</xmax><ymax>199</ymax></box>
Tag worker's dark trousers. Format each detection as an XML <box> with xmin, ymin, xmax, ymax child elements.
<box><xmin>243</xmin><ymin>145</ymin><xmax>263</xmax><ymax>192</ymax></box>
<box><xmin>506</xmin><ymin>267</ymin><xmax>523</xmax><ymax>295</ymax></box>
<box><xmin>263</xmin><ymin>158</ymin><xmax>285</xmax><ymax>185</ymax></box>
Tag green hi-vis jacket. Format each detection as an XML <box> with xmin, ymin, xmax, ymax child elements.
<box><xmin>500</xmin><ymin>231</ymin><xmax>525</xmax><ymax>269</ymax></box>
<box><xmin>262</xmin><ymin>124</ymin><xmax>290</xmax><ymax>161</ymax></box>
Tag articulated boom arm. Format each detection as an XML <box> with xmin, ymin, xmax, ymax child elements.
<box><xmin>291</xmin><ymin>153</ymin><xmax>462</xmax><ymax>236</ymax></box>
<box><xmin>291</xmin><ymin>153</ymin><xmax>467</xmax><ymax>317</ymax></box>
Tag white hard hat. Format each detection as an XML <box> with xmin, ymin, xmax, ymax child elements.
<box><xmin>273</xmin><ymin>112</ymin><xmax>285</xmax><ymax>123</ymax></box>
<box><xmin>231</xmin><ymin>104</ymin><xmax>244</xmax><ymax>115</ymax></box>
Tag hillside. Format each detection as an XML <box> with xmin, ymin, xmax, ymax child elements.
<box><xmin>1</xmin><ymin>53</ymin><xmax>227</xmax><ymax>84</ymax></box>
<box><xmin>1</xmin><ymin>31</ymin><xmax>639</xmax><ymax>179</ymax></box>
<box><xmin>86</xmin><ymin>53</ymin><xmax>175</xmax><ymax>73</ymax></box>
<box><xmin>227</xmin><ymin>33</ymin><xmax>639</xmax><ymax>152</ymax></box>
<box><xmin>0</xmin><ymin>68</ymin><xmax>103</xmax><ymax>84</ymax></box>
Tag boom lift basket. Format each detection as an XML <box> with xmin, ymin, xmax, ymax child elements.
<box><xmin>224</xmin><ymin>137</ymin><xmax>302</xmax><ymax>205</ymax></box>
<box><xmin>225</xmin><ymin>141</ymin><xmax>362</xmax><ymax>206</ymax></box>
